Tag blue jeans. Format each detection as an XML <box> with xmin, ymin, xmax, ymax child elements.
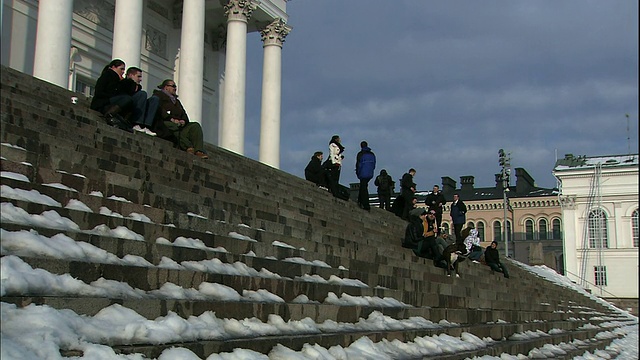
<box><xmin>131</xmin><ymin>91</ymin><xmax>158</xmax><ymax>127</ymax></box>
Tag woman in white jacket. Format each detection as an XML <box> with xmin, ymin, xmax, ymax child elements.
<box><xmin>463</xmin><ymin>228</ymin><xmax>483</xmax><ymax>262</ymax></box>
<box><xmin>327</xmin><ymin>135</ymin><xmax>345</xmax><ymax>197</ymax></box>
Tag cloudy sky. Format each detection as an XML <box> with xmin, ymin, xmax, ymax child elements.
<box><xmin>243</xmin><ymin>1</ymin><xmax>638</xmax><ymax>190</ymax></box>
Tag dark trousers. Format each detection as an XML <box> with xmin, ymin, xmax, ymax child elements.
<box><xmin>434</xmin><ymin>212</ymin><xmax>443</xmax><ymax>232</ymax></box>
<box><xmin>108</xmin><ymin>94</ymin><xmax>134</xmax><ymax>113</ymax></box>
<box><xmin>453</xmin><ymin>223</ymin><xmax>464</xmax><ymax>244</ymax></box>
<box><xmin>326</xmin><ymin>165</ymin><xmax>341</xmax><ymax>197</ymax></box>
<box><xmin>164</xmin><ymin>121</ymin><xmax>205</xmax><ymax>152</ymax></box>
<box><xmin>131</xmin><ymin>92</ymin><xmax>159</xmax><ymax>128</ymax></box>
<box><xmin>378</xmin><ymin>193</ymin><xmax>391</xmax><ymax>210</ymax></box>
<box><xmin>358</xmin><ymin>178</ymin><xmax>370</xmax><ymax>210</ymax></box>
<box><xmin>401</xmin><ymin>190</ymin><xmax>413</xmax><ymax>220</ymax></box>
<box><xmin>487</xmin><ymin>262</ymin><xmax>510</xmax><ymax>278</ymax></box>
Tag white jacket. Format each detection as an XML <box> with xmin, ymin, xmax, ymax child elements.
<box><xmin>463</xmin><ymin>229</ymin><xmax>481</xmax><ymax>253</ymax></box>
<box><xmin>329</xmin><ymin>143</ymin><xmax>343</xmax><ymax>166</ymax></box>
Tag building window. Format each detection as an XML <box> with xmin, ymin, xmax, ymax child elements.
<box><xmin>525</xmin><ymin>219</ymin><xmax>534</xmax><ymax>240</ymax></box>
<box><xmin>506</xmin><ymin>220</ymin><xmax>512</xmax><ymax>241</ymax></box>
<box><xmin>588</xmin><ymin>209</ymin><xmax>608</xmax><ymax>248</ymax></box>
<box><xmin>493</xmin><ymin>221</ymin><xmax>502</xmax><ymax>242</ymax></box>
<box><xmin>75</xmin><ymin>77</ymin><xmax>95</xmax><ymax>98</ymax></box>
<box><xmin>467</xmin><ymin>221</ymin><xmax>475</xmax><ymax>229</ymax></box>
<box><xmin>594</xmin><ymin>266</ymin><xmax>607</xmax><ymax>286</ymax></box>
<box><xmin>552</xmin><ymin>218</ymin><xmax>562</xmax><ymax>239</ymax></box>
<box><xmin>539</xmin><ymin>218</ymin><xmax>548</xmax><ymax>240</ymax></box>
<box><xmin>477</xmin><ymin>221</ymin><xmax>485</xmax><ymax>241</ymax></box>
<box><xmin>633</xmin><ymin>209</ymin><xmax>639</xmax><ymax>247</ymax></box>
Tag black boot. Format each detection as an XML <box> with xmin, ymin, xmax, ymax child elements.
<box><xmin>102</xmin><ymin>105</ymin><xmax>132</xmax><ymax>132</ymax></box>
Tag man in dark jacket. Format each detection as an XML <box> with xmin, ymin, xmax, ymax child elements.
<box><xmin>117</xmin><ymin>67</ymin><xmax>157</xmax><ymax>136</ymax></box>
<box><xmin>305</xmin><ymin>151</ymin><xmax>327</xmax><ymax>189</ymax></box>
<box><xmin>374</xmin><ymin>169</ymin><xmax>394</xmax><ymax>211</ymax></box>
<box><xmin>484</xmin><ymin>241</ymin><xmax>510</xmax><ymax>278</ymax></box>
<box><xmin>400</xmin><ymin>168</ymin><xmax>416</xmax><ymax>220</ymax></box>
<box><xmin>355</xmin><ymin>141</ymin><xmax>376</xmax><ymax>211</ymax></box>
<box><xmin>403</xmin><ymin>208</ymin><xmax>446</xmax><ymax>268</ymax></box>
<box><xmin>424</xmin><ymin>185</ymin><xmax>446</xmax><ymax>231</ymax></box>
<box><xmin>449</xmin><ymin>193</ymin><xmax>467</xmax><ymax>244</ymax></box>
<box><xmin>152</xmin><ymin>79</ymin><xmax>208</xmax><ymax>159</ymax></box>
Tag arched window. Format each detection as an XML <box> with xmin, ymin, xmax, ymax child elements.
<box><xmin>493</xmin><ymin>220</ymin><xmax>502</xmax><ymax>242</ymax></box>
<box><xmin>467</xmin><ymin>221</ymin><xmax>474</xmax><ymax>229</ymax></box>
<box><xmin>588</xmin><ymin>209</ymin><xmax>608</xmax><ymax>248</ymax></box>
<box><xmin>632</xmin><ymin>209</ymin><xmax>639</xmax><ymax>248</ymax></box>
<box><xmin>539</xmin><ymin>218</ymin><xmax>548</xmax><ymax>240</ymax></box>
<box><xmin>506</xmin><ymin>220</ymin><xmax>512</xmax><ymax>241</ymax></box>
<box><xmin>552</xmin><ymin>218</ymin><xmax>562</xmax><ymax>239</ymax></box>
<box><xmin>477</xmin><ymin>221</ymin><xmax>485</xmax><ymax>241</ymax></box>
<box><xmin>525</xmin><ymin>219</ymin><xmax>534</xmax><ymax>240</ymax></box>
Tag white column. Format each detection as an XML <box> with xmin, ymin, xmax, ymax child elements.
<box><xmin>258</xmin><ymin>19</ymin><xmax>291</xmax><ymax>169</ymax></box>
<box><xmin>220</xmin><ymin>0</ymin><xmax>256</xmax><ymax>155</ymax></box>
<box><xmin>112</xmin><ymin>0</ymin><xmax>143</xmax><ymax>68</ymax></box>
<box><xmin>177</xmin><ymin>0</ymin><xmax>205</xmax><ymax>124</ymax></box>
<box><xmin>32</xmin><ymin>0</ymin><xmax>74</xmax><ymax>87</ymax></box>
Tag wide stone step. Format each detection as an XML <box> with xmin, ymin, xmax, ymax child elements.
<box><xmin>0</xmin><ymin>197</ymin><xmax>540</xmax><ymax>308</ymax></box>
<box><xmin>0</xmin><ymin>127</ymin><xmax>405</xmax><ymax>258</ymax></box>
<box><xmin>106</xmin><ymin>324</ymin><xmax>612</xmax><ymax>359</ymax></box>
<box><xmin>1</xmin><ymin>196</ymin><xmax>599</xmax><ymax>315</ymax></box>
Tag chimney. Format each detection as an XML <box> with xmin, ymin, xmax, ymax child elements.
<box><xmin>515</xmin><ymin>168</ymin><xmax>535</xmax><ymax>195</ymax></box>
<box><xmin>460</xmin><ymin>176</ymin><xmax>474</xmax><ymax>193</ymax></box>
<box><xmin>495</xmin><ymin>173</ymin><xmax>504</xmax><ymax>191</ymax></box>
<box><xmin>441</xmin><ymin>176</ymin><xmax>456</xmax><ymax>197</ymax></box>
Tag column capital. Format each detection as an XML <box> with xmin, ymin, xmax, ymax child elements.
<box><xmin>260</xmin><ymin>18</ymin><xmax>291</xmax><ymax>47</ymax></box>
<box><xmin>224</xmin><ymin>0</ymin><xmax>257</xmax><ymax>23</ymax></box>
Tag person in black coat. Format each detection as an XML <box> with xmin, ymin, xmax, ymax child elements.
<box><xmin>484</xmin><ymin>241</ymin><xmax>510</xmax><ymax>278</ymax></box>
<box><xmin>424</xmin><ymin>185</ymin><xmax>446</xmax><ymax>230</ymax></box>
<box><xmin>90</xmin><ymin>59</ymin><xmax>133</xmax><ymax>130</ymax></box>
<box><xmin>305</xmin><ymin>152</ymin><xmax>328</xmax><ymax>189</ymax></box>
<box><xmin>374</xmin><ymin>169</ymin><xmax>394</xmax><ymax>211</ymax></box>
<box><xmin>117</xmin><ymin>66</ymin><xmax>157</xmax><ymax>136</ymax></box>
<box><xmin>449</xmin><ymin>193</ymin><xmax>467</xmax><ymax>244</ymax></box>
<box><xmin>400</xmin><ymin>168</ymin><xmax>417</xmax><ymax>220</ymax></box>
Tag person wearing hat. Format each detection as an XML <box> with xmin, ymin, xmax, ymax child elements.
<box><xmin>151</xmin><ymin>79</ymin><xmax>208</xmax><ymax>159</ymax></box>
<box><xmin>484</xmin><ymin>241</ymin><xmax>510</xmax><ymax>278</ymax></box>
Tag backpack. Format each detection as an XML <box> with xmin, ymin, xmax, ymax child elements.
<box><xmin>377</xmin><ymin>174</ymin><xmax>391</xmax><ymax>191</ymax></box>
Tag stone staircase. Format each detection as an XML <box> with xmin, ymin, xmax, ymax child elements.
<box><xmin>0</xmin><ymin>65</ymin><xmax>636</xmax><ymax>359</ymax></box>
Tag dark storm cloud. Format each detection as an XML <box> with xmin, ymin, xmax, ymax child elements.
<box><xmin>244</xmin><ymin>1</ymin><xmax>638</xmax><ymax>190</ymax></box>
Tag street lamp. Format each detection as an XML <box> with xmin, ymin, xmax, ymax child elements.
<box><xmin>498</xmin><ymin>149</ymin><xmax>511</xmax><ymax>257</ymax></box>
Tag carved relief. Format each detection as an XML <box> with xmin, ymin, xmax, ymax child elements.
<box><xmin>560</xmin><ymin>196</ymin><xmax>576</xmax><ymax>209</ymax></box>
<box><xmin>145</xmin><ymin>25</ymin><xmax>167</xmax><ymax>59</ymax></box>
<box><xmin>260</xmin><ymin>18</ymin><xmax>292</xmax><ymax>47</ymax></box>
<box><xmin>211</xmin><ymin>25</ymin><xmax>227</xmax><ymax>51</ymax></box>
<box><xmin>73</xmin><ymin>0</ymin><xmax>115</xmax><ymax>31</ymax></box>
<box><xmin>224</xmin><ymin>0</ymin><xmax>257</xmax><ymax>22</ymax></box>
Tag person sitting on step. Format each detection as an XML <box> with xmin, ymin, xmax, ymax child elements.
<box><xmin>484</xmin><ymin>241</ymin><xmax>510</xmax><ymax>278</ymax></box>
<box><xmin>90</xmin><ymin>59</ymin><xmax>133</xmax><ymax>131</ymax></box>
<box><xmin>152</xmin><ymin>79</ymin><xmax>208</xmax><ymax>159</ymax></box>
<box><xmin>116</xmin><ymin>66</ymin><xmax>157</xmax><ymax>136</ymax></box>
<box><xmin>462</xmin><ymin>228</ymin><xmax>483</xmax><ymax>262</ymax></box>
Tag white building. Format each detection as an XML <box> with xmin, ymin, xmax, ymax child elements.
<box><xmin>553</xmin><ymin>153</ymin><xmax>639</xmax><ymax>312</ymax></box>
<box><xmin>1</xmin><ymin>0</ymin><xmax>290</xmax><ymax>168</ymax></box>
